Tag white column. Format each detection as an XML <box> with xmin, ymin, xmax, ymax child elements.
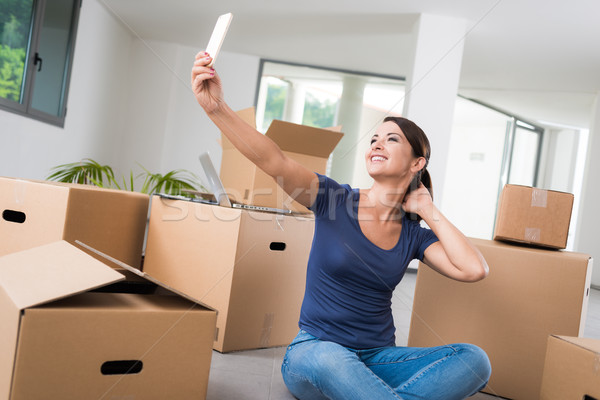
<box><xmin>283</xmin><ymin>81</ymin><xmax>306</xmax><ymax>125</ymax></box>
<box><xmin>575</xmin><ymin>93</ymin><xmax>600</xmax><ymax>287</ymax></box>
<box><xmin>402</xmin><ymin>14</ymin><xmax>467</xmax><ymax>207</ymax></box>
<box><xmin>255</xmin><ymin>78</ymin><xmax>269</xmax><ymax>132</ymax></box>
<box><xmin>329</xmin><ymin>75</ymin><xmax>366</xmax><ymax>184</ymax></box>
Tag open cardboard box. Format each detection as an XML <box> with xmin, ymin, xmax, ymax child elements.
<box><xmin>219</xmin><ymin>108</ymin><xmax>343</xmax><ymax>213</ymax></box>
<box><xmin>0</xmin><ymin>177</ymin><xmax>149</xmax><ymax>269</ymax></box>
<box><xmin>408</xmin><ymin>238</ymin><xmax>593</xmax><ymax>400</ymax></box>
<box><xmin>0</xmin><ymin>241</ymin><xmax>216</xmax><ymax>400</ymax></box>
<box><xmin>143</xmin><ymin>195</ymin><xmax>314</xmax><ymax>352</ymax></box>
<box><xmin>540</xmin><ymin>335</ymin><xmax>600</xmax><ymax>399</ymax></box>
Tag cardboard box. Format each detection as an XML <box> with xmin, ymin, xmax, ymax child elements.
<box><xmin>540</xmin><ymin>335</ymin><xmax>600</xmax><ymax>400</ymax></box>
<box><xmin>143</xmin><ymin>195</ymin><xmax>315</xmax><ymax>352</ymax></box>
<box><xmin>408</xmin><ymin>238</ymin><xmax>593</xmax><ymax>400</ymax></box>
<box><xmin>0</xmin><ymin>177</ymin><xmax>149</xmax><ymax>269</ymax></box>
<box><xmin>0</xmin><ymin>241</ymin><xmax>216</xmax><ymax>400</ymax></box>
<box><xmin>220</xmin><ymin>108</ymin><xmax>343</xmax><ymax>213</ymax></box>
<box><xmin>493</xmin><ymin>184</ymin><xmax>574</xmax><ymax>249</ymax></box>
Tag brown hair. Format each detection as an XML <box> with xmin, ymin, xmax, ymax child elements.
<box><xmin>383</xmin><ymin>116</ymin><xmax>432</xmax><ymax>221</ymax></box>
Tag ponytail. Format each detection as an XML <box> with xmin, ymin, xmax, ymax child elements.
<box><xmin>420</xmin><ymin>168</ymin><xmax>433</xmax><ymax>198</ymax></box>
<box><xmin>405</xmin><ymin>167</ymin><xmax>433</xmax><ymax>221</ymax></box>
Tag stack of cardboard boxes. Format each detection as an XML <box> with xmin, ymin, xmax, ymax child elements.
<box><xmin>408</xmin><ymin>184</ymin><xmax>596</xmax><ymax>399</ymax></box>
<box><xmin>0</xmin><ymin>113</ymin><xmax>343</xmax><ymax>398</ymax></box>
<box><xmin>12</xmin><ymin>117</ymin><xmax>598</xmax><ymax>399</ymax></box>
<box><xmin>143</xmin><ymin>111</ymin><xmax>343</xmax><ymax>351</ymax></box>
<box><xmin>0</xmin><ymin>177</ymin><xmax>217</xmax><ymax>399</ymax></box>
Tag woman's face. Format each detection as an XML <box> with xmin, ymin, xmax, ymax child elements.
<box><xmin>365</xmin><ymin>121</ymin><xmax>419</xmax><ymax>182</ymax></box>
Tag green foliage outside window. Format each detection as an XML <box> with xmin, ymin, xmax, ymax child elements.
<box><xmin>261</xmin><ymin>81</ymin><xmax>338</xmax><ymax>131</ymax></box>
<box><xmin>302</xmin><ymin>91</ymin><xmax>337</xmax><ymax>128</ymax></box>
<box><xmin>0</xmin><ymin>45</ymin><xmax>24</xmax><ymax>100</ymax></box>
<box><xmin>262</xmin><ymin>82</ymin><xmax>287</xmax><ymax>131</ymax></box>
<box><xmin>0</xmin><ymin>0</ymin><xmax>33</xmax><ymax>102</ymax></box>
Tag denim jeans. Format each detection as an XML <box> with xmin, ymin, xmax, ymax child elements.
<box><xmin>281</xmin><ymin>330</ymin><xmax>491</xmax><ymax>400</ymax></box>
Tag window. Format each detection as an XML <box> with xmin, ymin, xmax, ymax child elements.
<box><xmin>506</xmin><ymin>122</ymin><xmax>543</xmax><ymax>186</ymax></box>
<box><xmin>255</xmin><ymin>60</ymin><xmax>405</xmax><ymax>186</ymax></box>
<box><xmin>0</xmin><ymin>0</ymin><xmax>81</xmax><ymax>127</ymax></box>
<box><xmin>442</xmin><ymin>96</ymin><xmax>547</xmax><ymax>240</ymax></box>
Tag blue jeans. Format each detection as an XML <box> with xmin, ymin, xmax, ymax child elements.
<box><xmin>281</xmin><ymin>330</ymin><xmax>491</xmax><ymax>400</ymax></box>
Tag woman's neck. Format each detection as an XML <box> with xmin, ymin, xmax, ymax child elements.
<box><xmin>360</xmin><ymin>181</ymin><xmax>408</xmax><ymax>222</ymax></box>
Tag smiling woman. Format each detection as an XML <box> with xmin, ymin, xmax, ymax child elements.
<box><xmin>368</xmin><ymin>116</ymin><xmax>433</xmax><ymax>222</ymax></box>
<box><xmin>192</xmin><ymin>50</ymin><xmax>491</xmax><ymax>399</ymax></box>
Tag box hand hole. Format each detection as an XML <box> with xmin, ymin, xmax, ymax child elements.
<box><xmin>583</xmin><ymin>396</ymin><xmax>598</xmax><ymax>400</ymax></box>
<box><xmin>101</xmin><ymin>360</ymin><xmax>143</xmax><ymax>375</ymax></box>
<box><xmin>2</xmin><ymin>209</ymin><xmax>26</xmax><ymax>224</ymax></box>
<box><xmin>269</xmin><ymin>242</ymin><xmax>286</xmax><ymax>251</ymax></box>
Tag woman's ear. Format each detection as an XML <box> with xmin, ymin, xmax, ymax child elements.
<box><xmin>411</xmin><ymin>157</ymin><xmax>427</xmax><ymax>173</ymax></box>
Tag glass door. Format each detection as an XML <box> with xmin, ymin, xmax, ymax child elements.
<box><xmin>442</xmin><ymin>98</ymin><xmax>544</xmax><ymax>240</ymax></box>
<box><xmin>442</xmin><ymin>97</ymin><xmax>510</xmax><ymax>239</ymax></box>
<box><xmin>506</xmin><ymin>123</ymin><xmax>543</xmax><ymax>186</ymax></box>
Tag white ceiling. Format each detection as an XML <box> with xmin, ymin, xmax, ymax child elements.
<box><xmin>100</xmin><ymin>0</ymin><xmax>600</xmax><ymax>129</ymax></box>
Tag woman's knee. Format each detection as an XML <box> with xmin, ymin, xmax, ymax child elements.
<box><xmin>455</xmin><ymin>343</ymin><xmax>492</xmax><ymax>382</ymax></box>
<box><xmin>287</xmin><ymin>340</ymin><xmax>350</xmax><ymax>377</ymax></box>
<box><xmin>282</xmin><ymin>340</ymin><xmax>353</xmax><ymax>399</ymax></box>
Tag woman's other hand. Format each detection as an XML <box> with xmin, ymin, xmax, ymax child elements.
<box><xmin>402</xmin><ymin>182</ymin><xmax>433</xmax><ymax>219</ymax></box>
<box><xmin>191</xmin><ymin>51</ymin><xmax>223</xmax><ymax>113</ymax></box>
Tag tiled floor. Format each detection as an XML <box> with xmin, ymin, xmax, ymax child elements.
<box><xmin>206</xmin><ymin>270</ymin><xmax>600</xmax><ymax>400</ymax></box>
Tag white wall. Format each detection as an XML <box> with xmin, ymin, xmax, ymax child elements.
<box><xmin>575</xmin><ymin>93</ymin><xmax>600</xmax><ymax>287</ymax></box>
<box><xmin>0</xmin><ymin>0</ymin><xmax>133</xmax><ymax>180</ymax></box>
<box><xmin>115</xmin><ymin>41</ymin><xmax>259</xmax><ymax>187</ymax></box>
<box><xmin>0</xmin><ymin>0</ymin><xmax>260</xmax><ymax>189</ymax></box>
<box><xmin>158</xmin><ymin>48</ymin><xmax>260</xmax><ymax>179</ymax></box>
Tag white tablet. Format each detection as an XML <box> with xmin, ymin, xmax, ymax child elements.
<box><xmin>205</xmin><ymin>12</ymin><xmax>233</xmax><ymax>68</ymax></box>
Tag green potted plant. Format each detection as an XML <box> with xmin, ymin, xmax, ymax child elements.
<box><xmin>47</xmin><ymin>158</ymin><xmax>205</xmax><ymax>197</ymax></box>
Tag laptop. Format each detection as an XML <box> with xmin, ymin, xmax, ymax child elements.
<box><xmin>198</xmin><ymin>152</ymin><xmax>292</xmax><ymax>214</ymax></box>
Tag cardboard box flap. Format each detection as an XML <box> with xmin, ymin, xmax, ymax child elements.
<box><xmin>553</xmin><ymin>335</ymin><xmax>600</xmax><ymax>353</ymax></box>
<box><xmin>237</xmin><ymin>107</ymin><xmax>257</xmax><ymax>128</ymax></box>
<box><xmin>265</xmin><ymin>120</ymin><xmax>344</xmax><ymax>158</ymax></box>
<box><xmin>221</xmin><ymin>107</ymin><xmax>258</xmax><ymax>150</ymax></box>
<box><xmin>0</xmin><ymin>241</ymin><xmax>124</xmax><ymax>310</ymax></box>
<box><xmin>76</xmin><ymin>241</ymin><xmax>217</xmax><ymax>313</ymax></box>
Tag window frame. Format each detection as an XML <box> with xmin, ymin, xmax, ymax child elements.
<box><xmin>0</xmin><ymin>0</ymin><xmax>82</xmax><ymax>127</ymax></box>
<box><xmin>254</xmin><ymin>58</ymin><xmax>406</xmax><ymax>109</ymax></box>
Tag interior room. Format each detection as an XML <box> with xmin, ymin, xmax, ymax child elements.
<box><xmin>1</xmin><ymin>0</ymin><xmax>599</xmax><ymax>399</ymax></box>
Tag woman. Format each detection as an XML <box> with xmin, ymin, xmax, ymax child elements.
<box><xmin>191</xmin><ymin>52</ymin><xmax>491</xmax><ymax>400</ymax></box>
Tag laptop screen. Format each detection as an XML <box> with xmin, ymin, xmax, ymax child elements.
<box><xmin>199</xmin><ymin>152</ymin><xmax>232</xmax><ymax>208</ymax></box>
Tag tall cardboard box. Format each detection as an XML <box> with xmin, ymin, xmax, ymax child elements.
<box><xmin>540</xmin><ymin>335</ymin><xmax>600</xmax><ymax>400</ymax></box>
<box><xmin>143</xmin><ymin>195</ymin><xmax>315</xmax><ymax>352</ymax></box>
<box><xmin>220</xmin><ymin>108</ymin><xmax>343</xmax><ymax>213</ymax></box>
<box><xmin>0</xmin><ymin>177</ymin><xmax>149</xmax><ymax>268</ymax></box>
<box><xmin>408</xmin><ymin>238</ymin><xmax>592</xmax><ymax>400</ymax></box>
<box><xmin>0</xmin><ymin>241</ymin><xmax>216</xmax><ymax>400</ymax></box>
<box><xmin>493</xmin><ymin>184</ymin><xmax>574</xmax><ymax>249</ymax></box>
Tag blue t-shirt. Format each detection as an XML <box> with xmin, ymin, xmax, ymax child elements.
<box><xmin>298</xmin><ymin>174</ymin><xmax>439</xmax><ymax>349</ymax></box>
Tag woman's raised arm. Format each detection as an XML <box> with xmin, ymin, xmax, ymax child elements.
<box><xmin>191</xmin><ymin>52</ymin><xmax>319</xmax><ymax>208</ymax></box>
